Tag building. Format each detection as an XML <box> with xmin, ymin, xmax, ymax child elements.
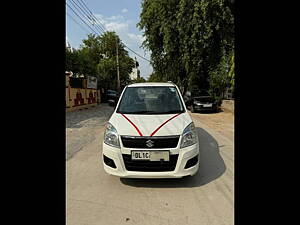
<box><xmin>66</xmin><ymin>42</ymin><xmax>73</xmax><ymax>53</ymax></box>
<box><xmin>129</xmin><ymin>57</ymin><xmax>140</xmax><ymax>80</ymax></box>
<box><xmin>66</xmin><ymin>72</ymin><xmax>100</xmax><ymax>112</ymax></box>
<box><xmin>129</xmin><ymin>68</ymin><xmax>138</xmax><ymax>80</ymax></box>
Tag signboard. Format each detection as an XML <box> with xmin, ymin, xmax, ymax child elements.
<box><xmin>87</xmin><ymin>76</ymin><xmax>97</xmax><ymax>89</ymax></box>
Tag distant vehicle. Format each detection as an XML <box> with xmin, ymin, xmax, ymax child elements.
<box><xmin>106</xmin><ymin>90</ymin><xmax>119</xmax><ymax>106</ymax></box>
<box><xmin>184</xmin><ymin>89</ymin><xmax>218</xmax><ymax>113</ymax></box>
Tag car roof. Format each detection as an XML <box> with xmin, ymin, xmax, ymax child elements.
<box><xmin>127</xmin><ymin>82</ymin><xmax>176</xmax><ymax>87</ymax></box>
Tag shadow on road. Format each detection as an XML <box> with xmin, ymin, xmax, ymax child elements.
<box><xmin>195</xmin><ymin>109</ymin><xmax>225</xmax><ymax>114</ymax></box>
<box><xmin>187</xmin><ymin>108</ymin><xmax>224</xmax><ymax>114</ymax></box>
<box><xmin>66</xmin><ymin>104</ymin><xmax>114</xmax><ymax>129</ymax></box>
<box><xmin>120</xmin><ymin>127</ymin><xmax>226</xmax><ymax>188</ymax></box>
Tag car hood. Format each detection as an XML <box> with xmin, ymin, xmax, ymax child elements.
<box><xmin>109</xmin><ymin>112</ymin><xmax>192</xmax><ymax>136</ymax></box>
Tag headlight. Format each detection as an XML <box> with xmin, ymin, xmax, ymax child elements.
<box><xmin>180</xmin><ymin>122</ymin><xmax>198</xmax><ymax>148</ymax></box>
<box><xmin>104</xmin><ymin>122</ymin><xmax>120</xmax><ymax>148</ymax></box>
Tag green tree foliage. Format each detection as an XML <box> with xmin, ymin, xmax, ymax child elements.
<box><xmin>66</xmin><ymin>48</ymin><xmax>92</xmax><ymax>76</ymax></box>
<box><xmin>228</xmin><ymin>52</ymin><xmax>234</xmax><ymax>94</ymax></box>
<box><xmin>147</xmin><ymin>72</ymin><xmax>167</xmax><ymax>82</ymax></box>
<box><xmin>66</xmin><ymin>32</ymin><xmax>135</xmax><ymax>90</ymax></box>
<box><xmin>132</xmin><ymin>76</ymin><xmax>146</xmax><ymax>83</ymax></box>
<box><xmin>208</xmin><ymin>52</ymin><xmax>230</xmax><ymax>105</ymax></box>
<box><xmin>138</xmin><ymin>0</ymin><xmax>234</xmax><ymax>98</ymax></box>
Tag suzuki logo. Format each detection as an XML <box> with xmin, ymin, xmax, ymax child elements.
<box><xmin>146</xmin><ymin>140</ymin><xmax>154</xmax><ymax>148</ymax></box>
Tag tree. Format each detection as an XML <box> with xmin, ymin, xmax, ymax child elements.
<box><xmin>66</xmin><ymin>32</ymin><xmax>135</xmax><ymax>91</ymax></box>
<box><xmin>95</xmin><ymin>31</ymin><xmax>135</xmax><ymax>90</ymax></box>
<box><xmin>138</xmin><ymin>0</ymin><xmax>186</xmax><ymax>89</ymax></box>
<box><xmin>138</xmin><ymin>0</ymin><xmax>234</xmax><ymax>96</ymax></box>
<box><xmin>147</xmin><ymin>72</ymin><xmax>167</xmax><ymax>82</ymax></box>
<box><xmin>208</xmin><ymin>53</ymin><xmax>231</xmax><ymax>105</ymax></box>
<box><xmin>228</xmin><ymin>52</ymin><xmax>235</xmax><ymax>95</ymax></box>
<box><xmin>65</xmin><ymin>47</ymin><xmax>93</xmax><ymax>76</ymax></box>
<box><xmin>132</xmin><ymin>76</ymin><xmax>146</xmax><ymax>83</ymax></box>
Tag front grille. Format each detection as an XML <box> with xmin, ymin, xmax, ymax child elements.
<box><xmin>122</xmin><ymin>154</ymin><xmax>179</xmax><ymax>172</ymax></box>
<box><xmin>121</xmin><ymin>135</ymin><xmax>180</xmax><ymax>149</ymax></box>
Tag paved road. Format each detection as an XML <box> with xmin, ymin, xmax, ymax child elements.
<box><xmin>66</xmin><ymin>105</ymin><xmax>234</xmax><ymax>225</ymax></box>
<box><xmin>66</xmin><ymin>104</ymin><xmax>114</xmax><ymax>160</ymax></box>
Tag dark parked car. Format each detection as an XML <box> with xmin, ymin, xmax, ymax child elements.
<box><xmin>184</xmin><ymin>90</ymin><xmax>218</xmax><ymax>113</ymax></box>
<box><xmin>106</xmin><ymin>90</ymin><xmax>119</xmax><ymax>106</ymax></box>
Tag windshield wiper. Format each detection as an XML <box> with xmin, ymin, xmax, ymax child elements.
<box><xmin>161</xmin><ymin>110</ymin><xmax>184</xmax><ymax>114</ymax></box>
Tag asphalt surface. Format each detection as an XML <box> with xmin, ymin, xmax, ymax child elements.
<box><xmin>66</xmin><ymin>104</ymin><xmax>234</xmax><ymax>225</ymax></box>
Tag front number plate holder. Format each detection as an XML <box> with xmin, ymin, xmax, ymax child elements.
<box><xmin>131</xmin><ymin>151</ymin><xmax>170</xmax><ymax>161</ymax></box>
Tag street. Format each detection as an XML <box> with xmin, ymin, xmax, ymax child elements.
<box><xmin>66</xmin><ymin>104</ymin><xmax>234</xmax><ymax>225</ymax></box>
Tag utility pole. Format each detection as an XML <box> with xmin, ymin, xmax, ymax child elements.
<box><xmin>116</xmin><ymin>38</ymin><xmax>120</xmax><ymax>92</ymax></box>
<box><xmin>135</xmin><ymin>57</ymin><xmax>140</xmax><ymax>79</ymax></box>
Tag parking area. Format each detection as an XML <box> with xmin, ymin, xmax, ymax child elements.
<box><xmin>66</xmin><ymin>104</ymin><xmax>234</xmax><ymax>225</ymax></box>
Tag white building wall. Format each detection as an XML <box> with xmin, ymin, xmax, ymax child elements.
<box><xmin>130</xmin><ymin>68</ymin><xmax>138</xmax><ymax>80</ymax></box>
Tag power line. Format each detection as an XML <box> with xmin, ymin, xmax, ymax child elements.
<box><xmin>124</xmin><ymin>46</ymin><xmax>151</xmax><ymax>63</ymax></box>
<box><xmin>68</xmin><ymin>0</ymin><xmax>151</xmax><ymax>63</ymax></box>
<box><xmin>85</xmin><ymin>14</ymin><xmax>150</xmax><ymax>62</ymax></box>
<box><xmin>76</xmin><ymin>0</ymin><xmax>107</xmax><ymax>33</ymax></box>
<box><xmin>66</xmin><ymin>2</ymin><xmax>101</xmax><ymax>36</ymax></box>
<box><xmin>66</xmin><ymin>12</ymin><xmax>91</xmax><ymax>35</ymax></box>
<box><xmin>76</xmin><ymin>0</ymin><xmax>151</xmax><ymax>63</ymax></box>
<box><xmin>69</xmin><ymin>0</ymin><xmax>105</xmax><ymax>35</ymax></box>
<box><xmin>77</xmin><ymin>0</ymin><xmax>107</xmax><ymax>32</ymax></box>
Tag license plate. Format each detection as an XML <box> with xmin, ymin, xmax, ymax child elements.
<box><xmin>131</xmin><ymin>151</ymin><xmax>170</xmax><ymax>161</ymax></box>
<box><xmin>203</xmin><ymin>103</ymin><xmax>212</xmax><ymax>107</ymax></box>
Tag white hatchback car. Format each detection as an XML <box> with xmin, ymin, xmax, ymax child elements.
<box><xmin>102</xmin><ymin>82</ymin><xmax>199</xmax><ymax>178</ymax></box>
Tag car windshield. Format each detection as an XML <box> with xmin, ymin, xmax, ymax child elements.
<box><xmin>193</xmin><ymin>90</ymin><xmax>210</xmax><ymax>96</ymax></box>
<box><xmin>117</xmin><ymin>86</ymin><xmax>185</xmax><ymax>114</ymax></box>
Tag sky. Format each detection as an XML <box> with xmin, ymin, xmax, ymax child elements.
<box><xmin>66</xmin><ymin>0</ymin><xmax>153</xmax><ymax>79</ymax></box>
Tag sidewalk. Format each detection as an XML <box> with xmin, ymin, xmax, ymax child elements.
<box><xmin>221</xmin><ymin>100</ymin><xmax>234</xmax><ymax>113</ymax></box>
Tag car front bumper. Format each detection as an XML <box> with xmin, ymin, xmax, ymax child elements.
<box><xmin>102</xmin><ymin>142</ymin><xmax>199</xmax><ymax>178</ymax></box>
<box><xmin>194</xmin><ymin>104</ymin><xmax>216</xmax><ymax>111</ymax></box>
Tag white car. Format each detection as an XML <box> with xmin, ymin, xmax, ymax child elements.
<box><xmin>102</xmin><ymin>82</ymin><xmax>199</xmax><ymax>178</ymax></box>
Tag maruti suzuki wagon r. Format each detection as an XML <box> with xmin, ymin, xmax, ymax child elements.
<box><xmin>102</xmin><ymin>82</ymin><xmax>199</xmax><ymax>178</ymax></box>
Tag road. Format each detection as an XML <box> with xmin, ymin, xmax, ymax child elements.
<box><xmin>66</xmin><ymin>104</ymin><xmax>234</xmax><ymax>225</ymax></box>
